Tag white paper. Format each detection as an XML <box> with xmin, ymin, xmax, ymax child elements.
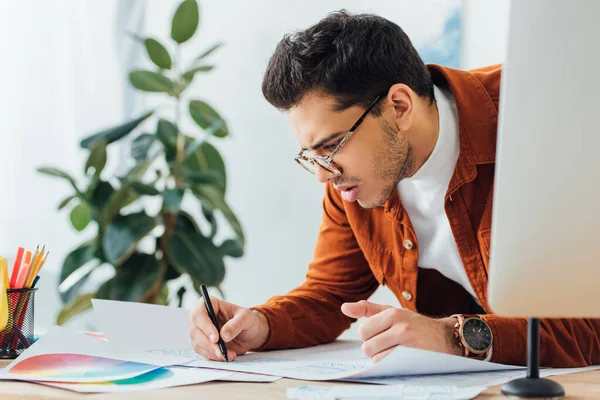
<box><xmin>0</xmin><ymin>327</ymin><xmax>192</xmax><ymax>383</ymax></box>
<box><xmin>218</xmin><ymin>372</ymin><xmax>282</xmax><ymax>382</ymax></box>
<box><xmin>92</xmin><ymin>300</ymin><xmax>523</xmax><ymax>381</ymax></box>
<box><xmin>92</xmin><ymin>299</ymin><xmax>283</xmax><ymax>382</ymax></box>
<box><xmin>36</xmin><ymin>365</ymin><xmax>231</xmax><ymax>393</ymax></box>
<box><xmin>92</xmin><ymin>299</ymin><xmax>193</xmax><ymax>352</ymax></box>
<box><xmin>347</xmin><ymin>365</ymin><xmax>600</xmax><ymax>386</ymax></box>
<box><xmin>287</xmin><ymin>384</ymin><xmax>488</xmax><ymax>400</ymax></box>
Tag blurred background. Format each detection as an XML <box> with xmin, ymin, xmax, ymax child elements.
<box><xmin>0</xmin><ymin>0</ymin><xmax>510</xmax><ymax>338</ymax></box>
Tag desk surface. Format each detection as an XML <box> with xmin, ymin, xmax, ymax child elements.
<box><xmin>0</xmin><ymin>361</ymin><xmax>599</xmax><ymax>400</ymax></box>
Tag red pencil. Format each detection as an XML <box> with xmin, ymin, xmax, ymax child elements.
<box><xmin>9</xmin><ymin>247</ymin><xmax>24</xmax><ymax>289</ymax></box>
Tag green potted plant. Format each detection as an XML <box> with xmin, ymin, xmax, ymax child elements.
<box><xmin>38</xmin><ymin>0</ymin><xmax>244</xmax><ymax>325</ymax></box>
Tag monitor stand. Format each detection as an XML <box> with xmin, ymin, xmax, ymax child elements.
<box><xmin>501</xmin><ymin>318</ymin><xmax>565</xmax><ymax>399</ymax></box>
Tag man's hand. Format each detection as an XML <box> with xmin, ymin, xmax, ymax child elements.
<box><xmin>341</xmin><ymin>300</ymin><xmax>462</xmax><ymax>362</ymax></box>
<box><xmin>189</xmin><ymin>297</ymin><xmax>270</xmax><ymax>362</ymax></box>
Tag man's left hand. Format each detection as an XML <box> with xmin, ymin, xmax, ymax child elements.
<box><xmin>341</xmin><ymin>300</ymin><xmax>463</xmax><ymax>362</ymax></box>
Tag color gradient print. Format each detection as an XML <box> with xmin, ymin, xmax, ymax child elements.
<box><xmin>49</xmin><ymin>367</ymin><xmax>173</xmax><ymax>387</ymax></box>
<box><xmin>9</xmin><ymin>353</ymin><xmax>159</xmax><ymax>382</ymax></box>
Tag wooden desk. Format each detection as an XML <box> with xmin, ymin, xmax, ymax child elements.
<box><xmin>1</xmin><ymin>361</ymin><xmax>599</xmax><ymax>399</ymax></box>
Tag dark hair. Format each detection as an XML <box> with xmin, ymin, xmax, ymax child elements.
<box><xmin>262</xmin><ymin>10</ymin><xmax>434</xmax><ymax>115</ymax></box>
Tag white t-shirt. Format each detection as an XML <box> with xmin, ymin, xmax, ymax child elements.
<box><xmin>398</xmin><ymin>85</ymin><xmax>476</xmax><ymax>298</ymax></box>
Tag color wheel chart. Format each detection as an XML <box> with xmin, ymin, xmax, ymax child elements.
<box><xmin>8</xmin><ymin>353</ymin><xmax>159</xmax><ymax>382</ymax></box>
<box><xmin>49</xmin><ymin>368</ymin><xmax>174</xmax><ymax>388</ymax></box>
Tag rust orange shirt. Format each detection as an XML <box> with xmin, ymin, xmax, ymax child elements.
<box><xmin>253</xmin><ymin>64</ymin><xmax>600</xmax><ymax>367</ymax></box>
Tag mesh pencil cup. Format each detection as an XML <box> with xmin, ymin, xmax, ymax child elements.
<box><xmin>0</xmin><ymin>288</ymin><xmax>37</xmax><ymax>359</ymax></box>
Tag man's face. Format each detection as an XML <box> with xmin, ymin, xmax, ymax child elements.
<box><xmin>287</xmin><ymin>91</ymin><xmax>415</xmax><ymax>209</ymax></box>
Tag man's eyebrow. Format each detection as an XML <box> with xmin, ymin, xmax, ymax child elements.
<box><xmin>303</xmin><ymin>130</ymin><xmax>347</xmax><ymax>151</ymax></box>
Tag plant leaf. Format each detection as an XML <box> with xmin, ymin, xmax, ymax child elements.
<box><xmin>172</xmin><ymin>77</ymin><xmax>194</xmax><ymax>97</ymax></box>
<box><xmin>182</xmin><ymin>65</ymin><xmax>214</xmax><ymax>81</ymax></box>
<box><xmin>59</xmin><ymin>240</ymin><xmax>98</xmax><ymax>288</ymax></box>
<box><xmin>95</xmin><ymin>253</ymin><xmax>161</xmax><ymax>302</ymax></box>
<box><xmin>57</xmin><ymin>293</ymin><xmax>95</xmax><ymax>326</ymax></box>
<box><xmin>131</xmin><ymin>133</ymin><xmax>156</xmax><ymax>161</ymax></box>
<box><xmin>183</xmin><ymin>141</ymin><xmax>226</xmax><ymax>191</ymax></box>
<box><xmin>194</xmin><ymin>42</ymin><xmax>222</xmax><ymax>61</ymax></box>
<box><xmin>129</xmin><ymin>70</ymin><xmax>175</xmax><ymax>94</ymax></box>
<box><xmin>189</xmin><ymin>100</ymin><xmax>228</xmax><ymax>138</ymax></box>
<box><xmin>219</xmin><ymin>239</ymin><xmax>243</xmax><ymax>258</ymax></box>
<box><xmin>85</xmin><ymin>139</ymin><xmax>108</xmax><ymax>175</ymax></box>
<box><xmin>202</xmin><ymin>205</ymin><xmax>217</xmax><ymax>238</ymax></box>
<box><xmin>102</xmin><ymin>211</ymin><xmax>157</xmax><ymax>266</ymax></box>
<box><xmin>69</xmin><ymin>203</ymin><xmax>92</xmax><ymax>232</ymax></box>
<box><xmin>101</xmin><ymin>182</ymin><xmax>133</xmax><ymax>222</ymax></box>
<box><xmin>193</xmin><ymin>184</ymin><xmax>244</xmax><ymax>245</ymax></box>
<box><xmin>167</xmin><ymin>214</ymin><xmax>225</xmax><ymax>286</ymax></box>
<box><xmin>126</xmin><ymin>158</ymin><xmax>156</xmax><ymax>182</ymax></box>
<box><xmin>80</xmin><ymin>111</ymin><xmax>153</xmax><ymax>149</ymax></box>
<box><xmin>89</xmin><ymin>180</ymin><xmax>114</xmax><ymax>212</ymax></box>
<box><xmin>156</xmin><ymin>119</ymin><xmax>194</xmax><ymax>162</ymax></box>
<box><xmin>164</xmin><ymin>188</ymin><xmax>184</xmax><ymax>213</ymax></box>
<box><xmin>171</xmin><ymin>0</ymin><xmax>199</xmax><ymax>44</ymax></box>
<box><xmin>57</xmin><ymin>195</ymin><xmax>77</xmax><ymax>210</ymax></box>
<box><xmin>181</xmin><ymin>169</ymin><xmax>222</xmax><ymax>185</ymax></box>
<box><xmin>144</xmin><ymin>38</ymin><xmax>172</xmax><ymax>70</ymax></box>
<box><xmin>37</xmin><ymin>167</ymin><xmax>79</xmax><ymax>192</ymax></box>
<box><xmin>158</xmin><ymin>284</ymin><xmax>170</xmax><ymax>305</ymax></box>
<box><xmin>156</xmin><ymin>119</ymin><xmax>178</xmax><ymax>152</ymax></box>
<box><xmin>131</xmin><ymin>181</ymin><xmax>160</xmax><ymax>196</ymax></box>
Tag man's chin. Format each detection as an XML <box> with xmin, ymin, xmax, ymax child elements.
<box><xmin>357</xmin><ymin>197</ymin><xmax>386</xmax><ymax>210</ymax></box>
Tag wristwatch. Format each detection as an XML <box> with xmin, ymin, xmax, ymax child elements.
<box><xmin>451</xmin><ymin>314</ymin><xmax>493</xmax><ymax>361</ymax></box>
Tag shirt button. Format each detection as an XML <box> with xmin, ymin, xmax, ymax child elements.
<box><xmin>402</xmin><ymin>291</ymin><xmax>413</xmax><ymax>301</ymax></box>
<box><xmin>403</xmin><ymin>240</ymin><xmax>413</xmax><ymax>250</ymax></box>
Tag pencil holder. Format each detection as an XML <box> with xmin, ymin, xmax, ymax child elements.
<box><xmin>0</xmin><ymin>288</ymin><xmax>37</xmax><ymax>359</ymax></box>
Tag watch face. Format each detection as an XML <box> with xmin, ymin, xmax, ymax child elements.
<box><xmin>462</xmin><ymin>318</ymin><xmax>492</xmax><ymax>352</ymax></box>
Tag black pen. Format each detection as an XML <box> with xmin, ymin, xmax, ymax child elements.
<box><xmin>200</xmin><ymin>284</ymin><xmax>228</xmax><ymax>362</ymax></box>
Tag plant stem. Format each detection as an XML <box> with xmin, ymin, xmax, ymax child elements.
<box><xmin>157</xmin><ymin>45</ymin><xmax>183</xmax><ymax>300</ymax></box>
<box><xmin>174</xmin><ymin>44</ymin><xmax>185</xmax><ymax>187</ymax></box>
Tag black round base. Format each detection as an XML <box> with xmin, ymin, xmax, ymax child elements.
<box><xmin>501</xmin><ymin>377</ymin><xmax>565</xmax><ymax>399</ymax></box>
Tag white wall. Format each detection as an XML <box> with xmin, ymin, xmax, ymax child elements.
<box><xmin>0</xmin><ymin>0</ymin><xmax>512</xmax><ymax>336</ymax></box>
<box><xmin>462</xmin><ymin>0</ymin><xmax>511</xmax><ymax>69</ymax></box>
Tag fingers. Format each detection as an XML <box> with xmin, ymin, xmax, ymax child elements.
<box><xmin>341</xmin><ymin>300</ymin><xmax>391</xmax><ymax>319</ymax></box>
<box><xmin>361</xmin><ymin>326</ymin><xmax>401</xmax><ymax>361</ymax></box>
<box><xmin>189</xmin><ymin>324</ymin><xmax>222</xmax><ymax>361</ymax></box>
<box><xmin>372</xmin><ymin>347</ymin><xmax>396</xmax><ymax>363</ymax></box>
<box><xmin>357</xmin><ymin>308</ymin><xmax>395</xmax><ymax>341</ymax></box>
<box><xmin>189</xmin><ymin>297</ymin><xmax>222</xmax><ymax>344</ymax></box>
<box><xmin>220</xmin><ymin>308</ymin><xmax>254</xmax><ymax>343</ymax></box>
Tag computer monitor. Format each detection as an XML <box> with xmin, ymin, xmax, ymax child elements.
<box><xmin>487</xmin><ymin>0</ymin><xmax>600</xmax><ymax>319</ymax></box>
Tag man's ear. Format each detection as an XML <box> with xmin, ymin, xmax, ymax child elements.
<box><xmin>386</xmin><ymin>84</ymin><xmax>417</xmax><ymax>132</ymax></box>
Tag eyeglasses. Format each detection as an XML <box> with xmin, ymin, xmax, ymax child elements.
<box><xmin>294</xmin><ymin>95</ymin><xmax>382</xmax><ymax>177</ymax></box>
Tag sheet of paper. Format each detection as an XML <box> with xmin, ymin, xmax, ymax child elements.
<box><xmin>0</xmin><ymin>327</ymin><xmax>191</xmax><ymax>383</ymax></box>
<box><xmin>346</xmin><ymin>365</ymin><xmax>600</xmax><ymax>386</ymax></box>
<box><xmin>92</xmin><ymin>299</ymin><xmax>283</xmax><ymax>382</ymax></box>
<box><xmin>35</xmin><ymin>365</ymin><xmax>231</xmax><ymax>393</ymax></box>
<box><xmin>218</xmin><ymin>372</ymin><xmax>282</xmax><ymax>382</ymax></box>
<box><xmin>173</xmin><ymin>364</ymin><xmax>282</xmax><ymax>382</ymax></box>
<box><xmin>92</xmin><ymin>300</ymin><xmax>523</xmax><ymax>381</ymax></box>
<box><xmin>287</xmin><ymin>384</ymin><xmax>488</xmax><ymax>400</ymax></box>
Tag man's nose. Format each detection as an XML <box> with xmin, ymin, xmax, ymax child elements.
<box><xmin>315</xmin><ymin>164</ymin><xmax>335</xmax><ymax>183</ymax></box>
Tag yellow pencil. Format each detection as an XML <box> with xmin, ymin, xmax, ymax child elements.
<box><xmin>25</xmin><ymin>246</ymin><xmax>44</xmax><ymax>289</ymax></box>
<box><xmin>32</xmin><ymin>251</ymin><xmax>49</xmax><ymax>281</ymax></box>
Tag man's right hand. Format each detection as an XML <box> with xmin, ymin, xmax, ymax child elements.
<box><xmin>189</xmin><ymin>297</ymin><xmax>270</xmax><ymax>362</ymax></box>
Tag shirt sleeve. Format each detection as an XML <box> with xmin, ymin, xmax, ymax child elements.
<box><xmin>480</xmin><ymin>314</ymin><xmax>600</xmax><ymax>367</ymax></box>
<box><xmin>251</xmin><ymin>182</ymin><xmax>379</xmax><ymax>350</ymax></box>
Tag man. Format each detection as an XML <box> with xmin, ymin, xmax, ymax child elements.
<box><xmin>189</xmin><ymin>10</ymin><xmax>600</xmax><ymax>367</ymax></box>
